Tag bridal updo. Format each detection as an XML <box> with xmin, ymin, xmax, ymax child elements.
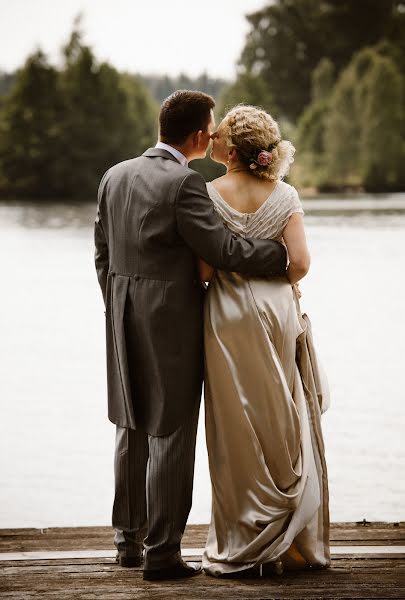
<box><xmin>221</xmin><ymin>105</ymin><xmax>295</xmax><ymax>181</ymax></box>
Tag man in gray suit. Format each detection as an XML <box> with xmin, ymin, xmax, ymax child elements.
<box><xmin>94</xmin><ymin>90</ymin><xmax>287</xmax><ymax>580</ymax></box>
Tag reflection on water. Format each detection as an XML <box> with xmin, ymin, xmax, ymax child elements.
<box><xmin>0</xmin><ymin>196</ymin><xmax>404</xmax><ymax>528</ymax></box>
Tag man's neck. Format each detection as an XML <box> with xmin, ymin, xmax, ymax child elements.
<box><xmin>162</xmin><ymin>141</ymin><xmax>188</xmax><ymax>154</ymax></box>
<box><xmin>156</xmin><ymin>141</ymin><xmax>189</xmax><ymax>165</ymax></box>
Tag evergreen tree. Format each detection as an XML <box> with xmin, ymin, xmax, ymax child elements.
<box><xmin>217</xmin><ymin>72</ymin><xmax>277</xmax><ymax>118</ymax></box>
<box><xmin>0</xmin><ymin>22</ymin><xmax>158</xmax><ymax>199</ymax></box>
<box><xmin>239</xmin><ymin>0</ymin><xmax>405</xmax><ymax>122</ymax></box>
<box><xmin>120</xmin><ymin>73</ymin><xmax>158</xmax><ymax>149</ymax></box>
<box><xmin>359</xmin><ymin>56</ymin><xmax>404</xmax><ymax>191</ymax></box>
<box><xmin>0</xmin><ymin>71</ymin><xmax>15</xmax><ymax>97</ymax></box>
<box><xmin>59</xmin><ymin>27</ymin><xmax>136</xmax><ymax>196</ymax></box>
<box><xmin>140</xmin><ymin>73</ymin><xmax>227</xmax><ymax>104</ymax></box>
<box><xmin>0</xmin><ymin>50</ymin><xmax>65</xmax><ymax>197</ymax></box>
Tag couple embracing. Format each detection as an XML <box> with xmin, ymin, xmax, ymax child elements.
<box><xmin>94</xmin><ymin>90</ymin><xmax>330</xmax><ymax>581</ymax></box>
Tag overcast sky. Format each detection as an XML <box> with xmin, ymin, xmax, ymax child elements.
<box><xmin>1</xmin><ymin>0</ymin><xmax>267</xmax><ymax>79</ymax></box>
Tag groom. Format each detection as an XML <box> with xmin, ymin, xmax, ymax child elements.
<box><xmin>94</xmin><ymin>90</ymin><xmax>287</xmax><ymax>580</ymax></box>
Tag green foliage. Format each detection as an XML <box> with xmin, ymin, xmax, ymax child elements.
<box><xmin>2</xmin><ymin>4</ymin><xmax>404</xmax><ymax>196</ymax></box>
<box><xmin>141</xmin><ymin>73</ymin><xmax>227</xmax><ymax>104</ymax></box>
<box><xmin>296</xmin><ymin>45</ymin><xmax>405</xmax><ymax>191</ymax></box>
<box><xmin>294</xmin><ymin>58</ymin><xmax>334</xmax><ymax>188</ymax></box>
<box><xmin>0</xmin><ymin>26</ymin><xmax>157</xmax><ymax>198</ymax></box>
<box><xmin>311</xmin><ymin>58</ymin><xmax>335</xmax><ymax>103</ymax></box>
<box><xmin>240</xmin><ymin>0</ymin><xmax>405</xmax><ymax>121</ymax></box>
<box><xmin>323</xmin><ymin>61</ymin><xmax>362</xmax><ymax>186</ymax></box>
<box><xmin>120</xmin><ymin>73</ymin><xmax>159</xmax><ymax>149</ymax></box>
<box><xmin>296</xmin><ymin>99</ymin><xmax>330</xmax><ymax>188</ymax></box>
<box><xmin>58</xmin><ymin>28</ymin><xmax>157</xmax><ymax>197</ymax></box>
<box><xmin>295</xmin><ymin>59</ymin><xmax>333</xmax><ymax>188</ymax></box>
<box><xmin>359</xmin><ymin>56</ymin><xmax>404</xmax><ymax>191</ymax></box>
<box><xmin>0</xmin><ymin>51</ymin><xmax>65</xmax><ymax>196</ymax></box>
<box><xmin>217</xmin><ymin>72</ymin><xmax>277</xmax><ymax>119</ymax></box>
<box><xmin>0</xmin><ymin>71</ymin><xmax>15</xmax><ymax>97</ymax></box>
<box><xmin>324</xmin><ymin>47</ymin><xmax>405</xmax><ymax>190</ymax></box>
<box><xmin>189</xmin><ymin>154</ymin><xmax>225</xmax><ymax>183</ymax></box>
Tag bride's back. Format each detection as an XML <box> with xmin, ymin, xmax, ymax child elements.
<box><xmin>212</xmin><ymin>172</ymin><xmax>278</xmax><ymax>214</ymax></box>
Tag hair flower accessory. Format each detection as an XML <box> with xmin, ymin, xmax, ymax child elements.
<box><xmin>249</xmin><ymin>145</ymin><xmax>277</xmax><ymax>170</ymax></box>
<box><xmin>257</xmin><ymin>150</ymin><xmax>273</xmax><ymax>166</ymax></box>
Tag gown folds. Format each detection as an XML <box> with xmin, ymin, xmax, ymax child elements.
<box><xmin>203</xmin><ymin>181</ymin><xmax>330</xmax><ymax>576</ymax></box>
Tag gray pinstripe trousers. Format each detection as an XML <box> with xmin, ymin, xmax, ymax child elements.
<box><xmin>112</xmin><ymin>405</ymin><xmax>199</xmax><ymax>569</ymax></box>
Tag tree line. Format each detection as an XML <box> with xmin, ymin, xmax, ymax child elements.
<box><xmin>0</xmin><ymin>27</ymin><xmax>156</xmax><ymax>199</ymax></box>
<box><xmin>226</xmin><ymin>0</ymin><xmax>405</xmax><ymax>192</ymax></box>
<box><xmin>0</xmin><ymin>1</ymin><xmax>404</xmax><ymax>198</ymax></box>
<box><xmin>0</xmin><ymin>24</ymin><xmax>227</xmax><ymax>199</ymax></box>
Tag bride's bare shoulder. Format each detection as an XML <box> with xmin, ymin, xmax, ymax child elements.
<box><xmin>208</xmin><ymin>174</ymin><xmax>227</xmax><ymax>189</ymax></box>
<box><xmin>209</xmin><ymin>175</ymin><xmax>240</xmax><ymax>196</ymax></box>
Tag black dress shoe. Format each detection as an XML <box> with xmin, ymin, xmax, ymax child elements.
<box><xmin>143</xmin><ymin>559</ymin><xmax>202</xmax><ymax>581</ymax></box>
<box><xmin>115</xmin><ymin>553</ymin><xmax>143</xmax><ymax>568</ymax></box>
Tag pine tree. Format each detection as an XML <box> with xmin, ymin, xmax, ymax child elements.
<box><xmin>0</xmin><ymin>21</ymin><xmax>158</xmax><ymax>199</ymax></box>
<box><xmin>60</xmin><ymin>28</ymin><xmax>125</xmax><ymax>196</ymax></box>
<box><xmin>57</xmin><ymin>23</ymin><xmax>157</xmax><ymax>198</ymax></box>
<box><xmin>0</xmin><ymin>50</ymin><xmax>65</xmax><ymax>197</ymax></box>
<box><xmin>359</xmin><ymin>56</ymin><xmax>404</xmax><ymax>191</ymax></box>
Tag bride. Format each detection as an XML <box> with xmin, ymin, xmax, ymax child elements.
<box><xmin>199</xmin><ymin>105</ymin><xmax>330</xmax><ymax>577</ymax></box>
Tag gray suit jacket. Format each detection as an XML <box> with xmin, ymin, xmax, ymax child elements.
<box><xmin>94</xmin><ymin>148</ymin><xmax>287</xmax><ymax>435</ymax></box>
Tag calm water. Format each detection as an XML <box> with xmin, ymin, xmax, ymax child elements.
<box><xmin>0</xmin><ymin>196</ymin><xmax>404</xmax><ymax>527</ymax></box>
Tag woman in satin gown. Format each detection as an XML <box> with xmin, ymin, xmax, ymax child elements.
<box><xmin>199</xmin><ymin>105</ymin><xmax>330</xmax><ymax>577</ymax></box>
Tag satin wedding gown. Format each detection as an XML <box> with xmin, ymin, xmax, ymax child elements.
<box><xmin>202</xmin><ymin>180</ymin><xmax>330</xmax><ymax>576</ymax></box>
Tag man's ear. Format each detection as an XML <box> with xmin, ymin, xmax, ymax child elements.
<box><xmin>194</xmin><ymin>130</ymin><xmax>204</xmax><ymax>147</ymax></box>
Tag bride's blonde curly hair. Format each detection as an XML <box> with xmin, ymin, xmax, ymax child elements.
<box><xmin>221</xmin><ymin>105</ymin><xmax>295</xmax><ymax>181</ymax></box>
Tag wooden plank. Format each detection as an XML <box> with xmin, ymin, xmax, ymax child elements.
<box><xmin>1</xmin><ymin>545</ymin><xmax>405</xmax><ymax>562</ymax></box>
<box><xmin>0</xmin><ymin>556</ymin><xmax>404</xmax><ymax>572</ymax></box>
<box><xmin>330</xmin><ymin>522</ymin><xmax>405</xmax><ymax>545</ymax></box>
<box><xmin>1</xmin><ymin>524</ymin><xmax>404</xmax><ymax>600</ymax></box>
<box><xmin>0</xmin><ymin>564</ymin><xmax>404</xmax><ymax>600</ymax></box>
<box><xmin>0</xmin><ymin>523</ymin><xmax>403</xmax><ymax>552</ymax></box>
<box><xmin>0</xmin><ymin>525</ymin><xmax>207</xmax><ymax>551</ymax></box>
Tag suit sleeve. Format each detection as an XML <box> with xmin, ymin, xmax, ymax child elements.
<box><xmin>175</xmin><ymin>171</ymin><xmax>287</xmax><ymax>277</ymax></box>
<box><xmin>94</xmin><ymin>172</ymin><xmax>110</xmax><ymax>305</ymax></box>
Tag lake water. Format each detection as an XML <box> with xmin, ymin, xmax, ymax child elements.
<box><xmin>0</xmin><ymin>196</ymin><xmax>404</xmax><ymax>528</ymax></box>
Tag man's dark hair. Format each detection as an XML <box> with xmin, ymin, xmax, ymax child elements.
<box><xmin>159</xmin><ymin>90</ymin><xmax>215</xmax><ymax>145</ymax></box>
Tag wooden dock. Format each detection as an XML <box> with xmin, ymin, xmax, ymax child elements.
<box><xmin>0</xmin><ymin>522</ymin><xmax>404</xmax><ymax>599</ymax></box>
